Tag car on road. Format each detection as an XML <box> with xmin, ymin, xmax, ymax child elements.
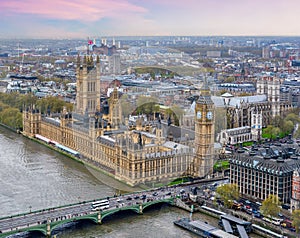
<box><xmin>255</xmin><ymin>202</ymin><xmax>262</xmax><ymax>207</ymax></box>
<box><xmin>140</xmin><ymin>195</ymin><xmax>146</xmax><ymax>200</ymax></box>
<box><xmin>153</xmin><ymin>192</ymin><xmax>158</xmax><ymax>196</ymax></box>
<box><xmin>165</xmin><ymin>192</ymin><xmax>171</xmax><ymax>196</ymax></box>
<box><xmin>253</xmin><ymin>210</ymin><xmax>262</xmax><ymax>218</ymax></box>
<box><xmin>134</xmin><ymin>195</ymin><xmax>140</xmax><ymax>199</ymax></box>
<box><xmin>126</xmin><ymin>197</ymin><xmax>132</xmax><ymax>200</ymax></box>
<box><xmin>116</xmin><ymin>198</ymin><xmax>123</xmax><ymax>203</ymax></box>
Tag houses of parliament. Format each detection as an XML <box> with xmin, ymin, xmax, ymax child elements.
<box><xmin>22</xmin><ymin>55</ymin><xmax>215</xmax><ymax>186</ymax></box>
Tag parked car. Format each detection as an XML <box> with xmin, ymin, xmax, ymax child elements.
<box><xmin>253</xmin><ymin>211</ymin><xmax>262</xmax><ymax>218</ymax></box>
<box><xmin>282</xmin><ymin>204</ymin><xmax>291</xmax><ymax>210</ymax></box>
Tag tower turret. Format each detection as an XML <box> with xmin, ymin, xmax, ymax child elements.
<box><xmin>191</xmin><ymin>77</ymin><xmax>215</xmax><ymax>178</ymax></box>
<box><xmin>22</xmin><ymin>105</ymin><xmax>41</xmax><ymax>137</ymax></box>
<box><xmin>75</xmin><ymin>55</ymin><xmax>101</xmax><ymax>116</ymax></box>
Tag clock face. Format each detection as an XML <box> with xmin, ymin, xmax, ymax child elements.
<box><xmin>207</xmin><ymin>111</ymin><xmax>213</xmax><ymax>120</ymax></box>
<box><xmin>197</xmin><ymin>111</ymin><xmax>202</xmax><ymax>119</ymax></box>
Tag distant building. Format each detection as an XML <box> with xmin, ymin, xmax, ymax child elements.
<box><xmin>219</xmin><ymin>126</ymin><xmax>252</xmax><ymax>146</ymax></box>
<box><xmin>291</xmin><ymin>169</ymin><xmax>300</xmax><ymax>210</ymax></box>
<box><xmin>108</xmin><ymin>54</ymin><xmax>121</xmax><ymax>75</ymax></box>
<box><xmin>92</xmin><ymin>44</ymin><xmax>117</xmax><ymax>56</ymax></box>
<box><xmin>207</xmin><ymin>51</ymin><xmax>221</xmax><ymax>58</ymax></box>
<box><xmin>262</xmin><ymin>46</ymin><xmax>270</xmax><ymax>58</ymax></box>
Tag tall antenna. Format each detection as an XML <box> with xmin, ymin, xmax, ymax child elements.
<box><xmin>18</xmin><ymin>42</ymin><xmax>20</xmax><ymax>59</ymax></box>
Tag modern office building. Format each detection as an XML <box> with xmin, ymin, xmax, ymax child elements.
<box><xmin>229</xmin><ymin>141</ymin><xmax>300</xmax><ymax>204</ymax></box>
<box><xmin>108</xmin><ymin>54</ymin><xmax>121</xmax><ymax>75</ymax></box>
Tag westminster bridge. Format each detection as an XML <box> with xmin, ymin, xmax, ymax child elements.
<box><xmin>0</xmin><ymin>185</ymin><xmax>193</xmax><ymax>238</ymax></box>
<box><xmin>0</xmin><ymin>171</ymin><xmax>227</xmax><ymax>238</ymax></box>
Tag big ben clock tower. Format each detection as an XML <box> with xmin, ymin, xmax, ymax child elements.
<box><xmin>191</xmin><ymin>78</ymin><xmax>215</xmax><ymax>178</ymax></box>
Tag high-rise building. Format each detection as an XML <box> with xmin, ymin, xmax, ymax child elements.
<box><xmin>262</xmin><ymin>46</ymin><xmax>270</xmax><ymax>58</ymax></box>
<box><xmin>108</xmin><ymin>54</ymin><xmax>121</xmax><ymax>75</ymax></box>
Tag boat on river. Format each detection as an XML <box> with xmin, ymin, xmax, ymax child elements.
<box><xmin>174</xmin><ymin>217</ymin><xmax>238</xmax><ymax>238</ymax></box>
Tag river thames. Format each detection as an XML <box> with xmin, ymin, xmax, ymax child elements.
<box><xmin>1</xmin><ymin>127</ymin><xmax>224</xmax><ymax>238</ymax></box>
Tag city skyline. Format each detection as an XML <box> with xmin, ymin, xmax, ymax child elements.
<box><xmin>0</xmin><ymin>0</ymin><xmax>300</xmax><ymax>39</ymax></box>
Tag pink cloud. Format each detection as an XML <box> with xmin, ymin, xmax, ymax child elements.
<box><xmin>0</xmin><ymin>0</ymin><xmax>147</xmax><ymax>21</ymax></box>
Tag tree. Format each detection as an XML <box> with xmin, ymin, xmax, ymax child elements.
<box><xmin>216</xmin><ymin>183</ymin><xmax>239</xmax><ymax>208</ymax></box>
<box><xmin>294</xmin><ymin>128</ymin><xmax>300</xmax><ymax>139</ymax></box>
<box><xmin>292</xmin><ymin>210</ymin><xmax>300</xmax><ymax>234</ymax></box>
<box><xmin>119</xmin><ymin>94</ymin><xmax>135</xmax><ymax>118</ymax></box>
<box><xmin>0</xmin><ymin>108</ymin><xmax>23</xmax><ymax>129</ymax></box>
<box><xmin>224</xmin><ymin>76</ymin><xmax>235</xmax><ymax>83</ymax></box>
<box><xmin>282</xmin><ymin>120</ymin><xmax>294</xmax><ymax>135</ymax></box>
<box><xmin>263</xmin><ymin>125</ymin><xmax>281</xmax><ymax>140</ymax></box>
<box><xmin>271</xmin><ymin>115</ymin><xmax>282</xmax><ymax>128</ymax></box>
<box><xmin>260</xmin><ymin>194</ymin><xmax>281</xmax><ymax>218</ymax></box>
<box><xmin>136</xmin><ymin>96</ymin><xmax>158</xmax><ymax>117</ymax></box>
<box><xmin>286</xmin><ymin>113</ymin><xmax>300</xmax><ymax>124</ymax></box>
<box><xmin>170</xmin><ymin>104</ymin><xmax>184</xmax><ymax>126</ymax></box>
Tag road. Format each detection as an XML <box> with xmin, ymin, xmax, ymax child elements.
<box><xmin>0</xmin><ymin>181</ymin><xmax>219</xmax><ymax>233</ymax></box>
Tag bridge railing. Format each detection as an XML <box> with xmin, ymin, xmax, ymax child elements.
<box><xmin>0</xmin><ymin>178</ymin><xmax>226</xmax><ymax>222</ymax></box>
<box><xmin>0</xmin><ymin>198</ymin><xmax>94</xmax><ymax>221</ymax></box>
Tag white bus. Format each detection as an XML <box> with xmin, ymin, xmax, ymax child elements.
<box><xmin>91</xmin><ymin>199</ymin><xmax>109</xmax><ymax>211</ymax></box>
<box><xmin>252</xmin><ymin>224</ymin><xmax>285</xmax><ymax>238</ymax></box>
<box><xmin>262</xmin><ymin>216</ymin><xmax>282</xmax><ymax>226</ymax></box>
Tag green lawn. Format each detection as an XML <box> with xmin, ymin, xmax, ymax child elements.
<box><xmin>214</xmin><ymin>160</ymin><xmax>229</xmax><ymax>171</ymax></box>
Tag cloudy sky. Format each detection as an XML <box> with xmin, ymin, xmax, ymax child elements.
<box><xmin>0</xmin><ymin>0</ymin><xmax>299</xmax><ymax>38</ymax></box>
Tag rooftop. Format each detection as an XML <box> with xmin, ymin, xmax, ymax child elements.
<box><xmin>229</xmin><ymin>140</ymin><xmax>300</xmax><ymax>174</ymax></box>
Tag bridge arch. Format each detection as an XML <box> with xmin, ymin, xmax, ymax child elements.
<box><xmin>0</xmin><ymin>226</ymin><xmax>48</xmax><ymax>238</ymax></box>
<box><xmin>50</xmin><ymin>215</ymin><xmax>98</xmax><ymax>234</ymax></box>
<box><xmin>101</xmin><ymin>206</ymin><xmax>140</xmax><ymax>221</ymax></box>
<box><xmin>142</xmin><ymin>199</ymin><xmax>174</xmax><ymax>212</ymax></box>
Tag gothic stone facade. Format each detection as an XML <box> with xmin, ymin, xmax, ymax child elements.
<box><xmin>22</xmin><ymin>56</ymin><xmax>216</xmax><ymax>186</ymax></box>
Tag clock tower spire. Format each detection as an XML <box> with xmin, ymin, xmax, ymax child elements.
<box><xmin>191</xmin><ymin>77</ymin><xmax>215</xmax><ymax>178</ymax></box>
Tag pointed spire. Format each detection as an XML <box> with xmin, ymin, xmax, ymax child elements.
<box><xmin>200</xmin><ymin>75</ymin><xmax>210</xmax><ymax>96</ymax></box>
<box><xmin>87</xmin><ymin>55</ymin><xmax>93</xmax><ymax>68</ymax></box>
<box><xmin>77</xmin><ymin>54</ymin><xmax>81</xmax><ymax>67</ymax></box>
<box><xmin>90</xmin><ymin>55</ymin><xmax>93</xmax><ymax>63</ymax></box>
